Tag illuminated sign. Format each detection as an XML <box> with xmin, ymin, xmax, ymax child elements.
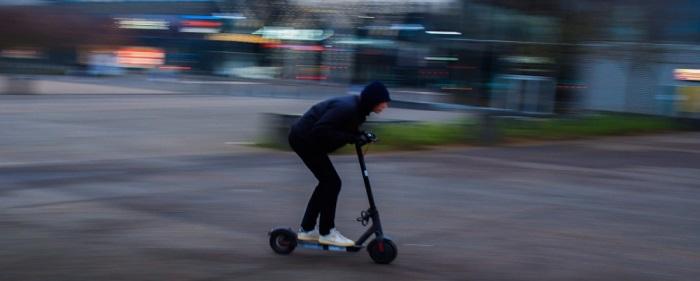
<box><xmin>212</xmin><ymin>13</ymin><xmax>246</xmax><ymax>20</ymax></box>
<box><xmin>182</xmin><ymin>20</ymin><xmax>222</xmax><ymax>28</ymax></box>
<box><xmin>116</xmin><ymin>47</ymin><xmax>165</xmax><ymax>68</ymax></box>
<box><xmin>426</xmin><ymin>31</ymin><xmax>461</xmax><ymax>35</ymax></box>
<box><xmin>675</xmin><ymin>69</ymin><xmax>700</xmax><ymax>82</ymax></box>
<box><xmin>252</xmin><ymin>27</ymin><xmax>333</xmax><ymax>41</ymax></box>
<box><xmin>425</xmin><ymin>56</ymin><xmax>458</xmax><ymax>62</ymax></box>
<box><xmin>263</xmin><ymin>44</ymin><xmax>325</xmax><ymax>52</ymax></box>
<box><xmin>179</xmin><ymin>17</ymin><xmax>223</xmax><ymax>34</ymax></box>
<box><xmin>116</xmin><ymin>18</ymin><xmax>169</xmax><ymax>30</ymax></box>
<box><xmin>207</xmin><ymin>33</ymin><xmax>280</xmax><ymax>44</ymax></box>
<box><xmin>335</xmin><ymin>39</ymin><xmax>394</xmax><ymax>46</ymax></box>
<box><xmin>180</xmin><ymin>27</ymin><xmax>220</xmax><ymax>33</ymax></box>
<box><xmin>362</xmin><ymin>24</ymin><xmax>425</xmax><ymax>31</ymax></box>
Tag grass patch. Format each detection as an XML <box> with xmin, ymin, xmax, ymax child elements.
<box><xmin>498</xmin><ymin>113</ymin><xmax>682</xmax><ymax>141</ymax></box>
<box><xmin>368</xmin><ymin>113</ymin><xmax>683</xmax><ymax>149</ymax></box>
<box><xmin>369</xmin><ymin>122</ymin><xmax>470</xmax><ymax>150</ymax></box>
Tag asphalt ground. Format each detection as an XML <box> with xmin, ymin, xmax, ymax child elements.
<box><xmin>1</xmin><ymin>93</ymin><xmax>699</xmax><ymax>281</ymax></box>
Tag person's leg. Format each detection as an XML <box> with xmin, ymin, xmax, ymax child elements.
<box><xmin>289</xmin><ymin>135</ymin><xmax>321</xmax><ymax>231</ymax></box>
<box><xmin>300</xmin><ymin>182</ymin><xmax>322</xmax><ymax>231</ymax></box>
<box><xmin>295</xmin><ymin>151</ymin><xmax>341</xmax><ymax>235</ymax></box>
<box><xmin>316</xmin><ymin>160</ymin><xmax>341</xmax><ymax>235</ymax></box>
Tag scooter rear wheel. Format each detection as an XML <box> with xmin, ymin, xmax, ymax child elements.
<box><xmin>367</xmin><ymin>238</ymin><xmax>397</xmax><ymax>264</ymax></box>
<box><xmin>269</xmin><ymin>228</ymin><xmax>297</xmax><ymax>255</ymax></box>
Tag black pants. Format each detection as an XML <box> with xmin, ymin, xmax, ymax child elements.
<box><xmin>289</xmin><ymin>134</ymin><xmax>341</xmax><ymax>236</ymax></box>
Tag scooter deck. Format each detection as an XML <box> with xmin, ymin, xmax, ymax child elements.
<box><xmin>298</xmin><ymin>240</ymin><xmax>363</xmax><ymax>252</ymax></box>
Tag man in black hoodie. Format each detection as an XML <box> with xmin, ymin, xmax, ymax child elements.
<box><xmin>288</xmin><ymin>81</ymin><xmax>391</xmax><ymax>247</ymax></box>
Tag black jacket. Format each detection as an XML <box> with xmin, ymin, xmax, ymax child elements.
<box><xmin>290</xmin><ymin>95</ymin><xmax>365</xmax><ymax>153</ymax></box>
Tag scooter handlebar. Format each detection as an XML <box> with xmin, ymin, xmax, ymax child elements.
<box><xmin>365</xmin><ymin>132</ymin><xmax>378</xmax><ymax>143</ymax></box>
<box><xmin>357</xmin><ymin>131</ymin><xmax>378</xmax><ymax>146</ymax></box>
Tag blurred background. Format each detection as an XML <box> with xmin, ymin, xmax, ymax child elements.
<box><xmin>2</xmin><ymin>1</ymin><xmax>700</xmax><ymax>280</ymax></box>
<box><xmin>0</xmin><ymin>0</ymin><xmax>700</xmax><ymax>281</ymax></box>
<box><xmin>0</xmin><ymin>0</ymin><xmax>698</xmax><ymax>116</ymax></box>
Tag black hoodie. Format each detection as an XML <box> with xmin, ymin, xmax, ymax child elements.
<box><xmin>290</xmin><ymin>81</ymin><xmax>391</xmax><ymax>153</ymax></box>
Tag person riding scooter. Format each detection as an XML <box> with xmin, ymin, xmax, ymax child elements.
<box><xmin>287</xmin><ymin>81</ymin><xmax>391</xmax><ymax>247</ymax></box>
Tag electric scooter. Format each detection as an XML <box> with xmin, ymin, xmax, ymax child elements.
<box><xmin>268</xmin><ymin>132</ymin><xmax>397</xmax><ymax>264</ymax></box>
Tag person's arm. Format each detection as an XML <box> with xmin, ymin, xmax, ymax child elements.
<box><xmin>310</xmin><ymin>105</ymin><xmax>358</xmax><ymax>144</ymax></box>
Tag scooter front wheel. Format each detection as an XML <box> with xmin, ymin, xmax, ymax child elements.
<box><xmin>367</xmin><ymin>238</ymin><xmax>397</xmax><ymax>264</ymax></box>
<box><xmin>269</xmin><ymin>228</ymin><xmax>297</xmax><ymax>255</ymax></box>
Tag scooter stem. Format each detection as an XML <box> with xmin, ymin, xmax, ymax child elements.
<box><xmin>356</xmin><ymin>143</ymin><xmax>377</xmax><ymax>210</ymax></box>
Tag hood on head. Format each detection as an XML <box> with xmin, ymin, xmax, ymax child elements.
<box><xmin>359</xmin><ymin>81</ymin><xmax>391</xmax><ymax>115</ymax></box>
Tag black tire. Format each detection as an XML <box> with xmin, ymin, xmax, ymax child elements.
<box><xmin>367</xmin><ymin>238</ymin><xmax>397</xmax><ymax>264</ymax></box>
<box><xmin>269</xmin><ymin>228</ymin><xmax>297</xmax><ymax>255</ymax></box>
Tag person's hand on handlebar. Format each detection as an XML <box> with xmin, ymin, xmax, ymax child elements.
<box><xmin>356</xmin><ymin>131</ymin><xmax>377</xmax><ymax>146</ymax></box>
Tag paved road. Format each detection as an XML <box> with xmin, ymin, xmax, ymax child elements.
<box><xmin>0</xmin><ymin>94</ymin><xmax>461</xmax><ymax>165</ymax></box>
<box><xmin>1</xmin><ymin>94</ymin><xmax>699</xmax><ymax>281</ymax></box>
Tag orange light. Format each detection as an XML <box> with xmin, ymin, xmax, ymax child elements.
<box><xmin>117</xmin><ymin>50</ymin><xmax>165</xmax><ymax>59</ymax></box>
<box><xmin>116</xmin><ymin>47</ymin><xmax>165</xmax><ymax>68</ymax></box>
<box><xmin>675</xmin><ymin>69</ymin><xmax>700</xmax><ymax>81</ymax></box>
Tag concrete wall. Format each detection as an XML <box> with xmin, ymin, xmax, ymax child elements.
<box><xmin>580</xmin><ymin>44</ymin><xmax>700</xmax><ymax>117</ymax></box>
